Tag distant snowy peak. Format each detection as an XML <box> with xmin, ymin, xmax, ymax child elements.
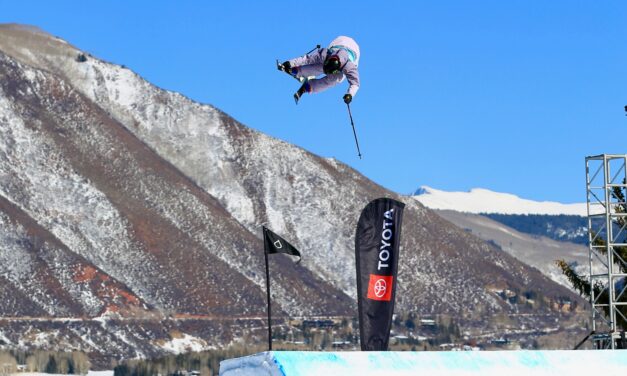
<box><xmin>413</xmin><ymin>186</ymin><xmax>587</xmax><ymax>216</ymax></box>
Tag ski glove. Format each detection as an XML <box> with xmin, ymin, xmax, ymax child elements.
<box><xmin>343</xmin><ymin>94</ymin><xmax>352</xmax><ymax>104</ymax></box>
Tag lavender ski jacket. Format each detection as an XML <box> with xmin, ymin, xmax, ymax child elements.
<box><xmin>288</xmin><ymin>36</ymin><xmax>360</xmax><ymax>97</ymax></box>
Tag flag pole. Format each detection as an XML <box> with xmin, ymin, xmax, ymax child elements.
<box><xmin>264</xmin><ymin>246</ymin><xmax>273</xmax><ymax>351</ymax></box>
<box><xmin>262</xmin><ymin>225</ymin><xmax>301</xmax><ymax>351</ymax></box>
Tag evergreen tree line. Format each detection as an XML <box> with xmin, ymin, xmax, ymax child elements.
<box><xmin>484</xmin><ymin>213</ymin><xmax>588</xmax><ymax>245</ymax></box>
<box><xmin>113</xmin><ymin>344</ymin><xmax>264</xmax><ymax>376</ymax></box>
<box><xmin>392</xmin><ymin>313</ymin><xmax>462</xmax><ymax>346</ymax></box>
<box><xmin>0</xmin><ymin>350</ymin><xmax>89</xmax><ymax>375</ymax></box>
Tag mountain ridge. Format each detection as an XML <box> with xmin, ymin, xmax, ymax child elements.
<box><xmin>0</xmin><ymin>24</ymin><xmax>588</xmax><ymax>362</ymax></box>
<box><xmin>413</xmin><ymin>185</ymin><xmax>588</xmax><ymax>216</ymax></box>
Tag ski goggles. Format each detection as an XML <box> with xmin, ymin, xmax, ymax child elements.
<box><xmin>323</xmin><ymin>56</ymin><xmax>341</xmax><ymax>74</ymax></box>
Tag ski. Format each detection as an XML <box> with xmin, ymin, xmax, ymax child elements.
<box><xmin>276</xmin><ymin>59</ymin><xmax>292</xmax><ymax>76</ymax></box>
<box><xmin>294</xmin><ymin>87</ymin><xmax>305</xmax><ymax>105</ymax></box>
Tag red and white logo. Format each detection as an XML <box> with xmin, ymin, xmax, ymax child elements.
<box><xmin>367</xmin><ymin>274</ymin><xmax>394</xmax><ymax>301</ymax></box>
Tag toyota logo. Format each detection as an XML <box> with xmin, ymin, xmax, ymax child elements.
<box><xmin>373</xmin><ymin>278</ymin><xmax>387</xmax><ymax>298</ymax></box>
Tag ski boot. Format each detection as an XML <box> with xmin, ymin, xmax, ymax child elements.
<box><xmin>293</xmin><ymin>82</ymin><xmax>308</xmax><ymax>104</ymax></box>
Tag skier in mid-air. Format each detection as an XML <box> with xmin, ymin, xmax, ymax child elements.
<box><xmin>278</xmin><ymin>36</ymin><xmax>360</xmax><ymax>104</ymax></box>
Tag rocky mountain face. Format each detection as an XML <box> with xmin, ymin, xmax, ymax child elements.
<box><xmin>0</xmin><ymin>24</ymin><xmax>586</xmax><ymax>364</ymax></box>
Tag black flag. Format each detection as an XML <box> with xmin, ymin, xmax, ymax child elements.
<box><xmin>262</xmin><ymin>226</ymin><xmax>301</xmax><ymax>350</ymax></box>
<box><xmin>263</xmin><ymin>226</ymin><xmax>301</xmax><ymax>261</ymax></box>
<box><xmin>355</xmin><ymin>198</ymin><xmax>405</xmax><ymax>351</ymax></box>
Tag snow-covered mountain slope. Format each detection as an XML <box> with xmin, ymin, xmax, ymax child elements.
<box><xmin>1</xmin><ymin>23</ymin><xmax>355</xmax><ymax>314</ymax></box>
<box><xmin>413</xmin><ymin>186</ymin><xmax>588</xmax><ymax>216</ymax></box>
<box><xmin>434</xmin><ymin>210</ymin><xmax>590</xmax><ymax>289</ymax></box>
<box><xmin>0</xmin><ymin>24</ymin><xmax>587</xmax><ymax>361</ymax></box>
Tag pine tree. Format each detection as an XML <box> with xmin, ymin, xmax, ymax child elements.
<box><xmin>113</xmin><ymin>364</ymin><xmax>130</xmax><ymax>376</ymax></box>
<box><xmin>45</xmin><ymin>355</ymin><xmax>58</xmax><ymax>374</ymax></box>
<box><xmin>71</xmin><ymin>351</ymin><xmax>90</xmax><ymax>375</ymax></box>
<box><xmin>67</xmin><ymin>357</ymin><xmax>75</xmax><ymax>374</ymax></box>
<box><xmin>0</xmin><ymin>352</ymin><xmax>17</xmax><ymax>375</ymax></box>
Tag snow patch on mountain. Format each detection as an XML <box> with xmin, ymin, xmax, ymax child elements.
<box><xmin>157</xmin><ymin>333</ymin><xmax>210</xmax><ymax>354</ymax></box>
<box><xmin>64</xmin><ymin>56</ymin><xmax>259</xmax><ymax>228</ymax></box>
<box><xmin>413</xmin><ymin>186</ymin><xmax>588</xmax><ymax>216</ymax></box>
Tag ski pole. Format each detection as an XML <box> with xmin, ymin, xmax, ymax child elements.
<box><xmin>306</xmin><ymin>44</ymin><xmax>321</xmax><ymax>55</ymax></box>
<box><xmin>346</xmin><ymin>103</ymin><xmax>363</xmax><ymax>159</ymax></box>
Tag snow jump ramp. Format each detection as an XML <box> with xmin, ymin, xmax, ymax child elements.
<box><xmin>219</xmin><ymin>350</ymin><xmax>627</xmax><ymax>375</ymax></box>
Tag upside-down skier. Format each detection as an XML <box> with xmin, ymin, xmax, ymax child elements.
<box><xmin>278</xmin><ymin>36</ymin><xmax>360</xmax><ymax>105</ymax></box>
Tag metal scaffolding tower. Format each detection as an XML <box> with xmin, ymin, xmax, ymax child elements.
<box><xmin>585</xmin><ymin>154</ymin><xmax>627</xmax><ymax>349</ymax></box>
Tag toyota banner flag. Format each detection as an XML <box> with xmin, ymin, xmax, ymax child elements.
<box><xmin>355</xmin><ymin>198</ymin><xmax>405</xmax><ymax>351</ymax></box>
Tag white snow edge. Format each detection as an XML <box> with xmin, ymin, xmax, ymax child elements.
<box><xmin>413</xmin><ymin>186</ymin><xmax>590</xmax><ymax>216</ymax></box>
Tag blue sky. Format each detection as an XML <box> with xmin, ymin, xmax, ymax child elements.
<box><xmin>2</xmin><ymin>1</ymin><xmax>626</xmax><ymax>203</ymax></box>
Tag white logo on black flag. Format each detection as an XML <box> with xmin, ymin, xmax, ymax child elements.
<box><xmin>263</xmin><ymin>226</ymin><xmax>301</xmax><ymax>261</ymax></box>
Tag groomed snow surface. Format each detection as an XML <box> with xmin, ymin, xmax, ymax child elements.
<box><xmin>219</xmin><ymin>350</ymin><xmax>627</xmax><ymax>376</ymax></box>
<box><xmin>413</xmin><ymin>186</ymin><xmax>589</xmax><ymax>216</ymax></box>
